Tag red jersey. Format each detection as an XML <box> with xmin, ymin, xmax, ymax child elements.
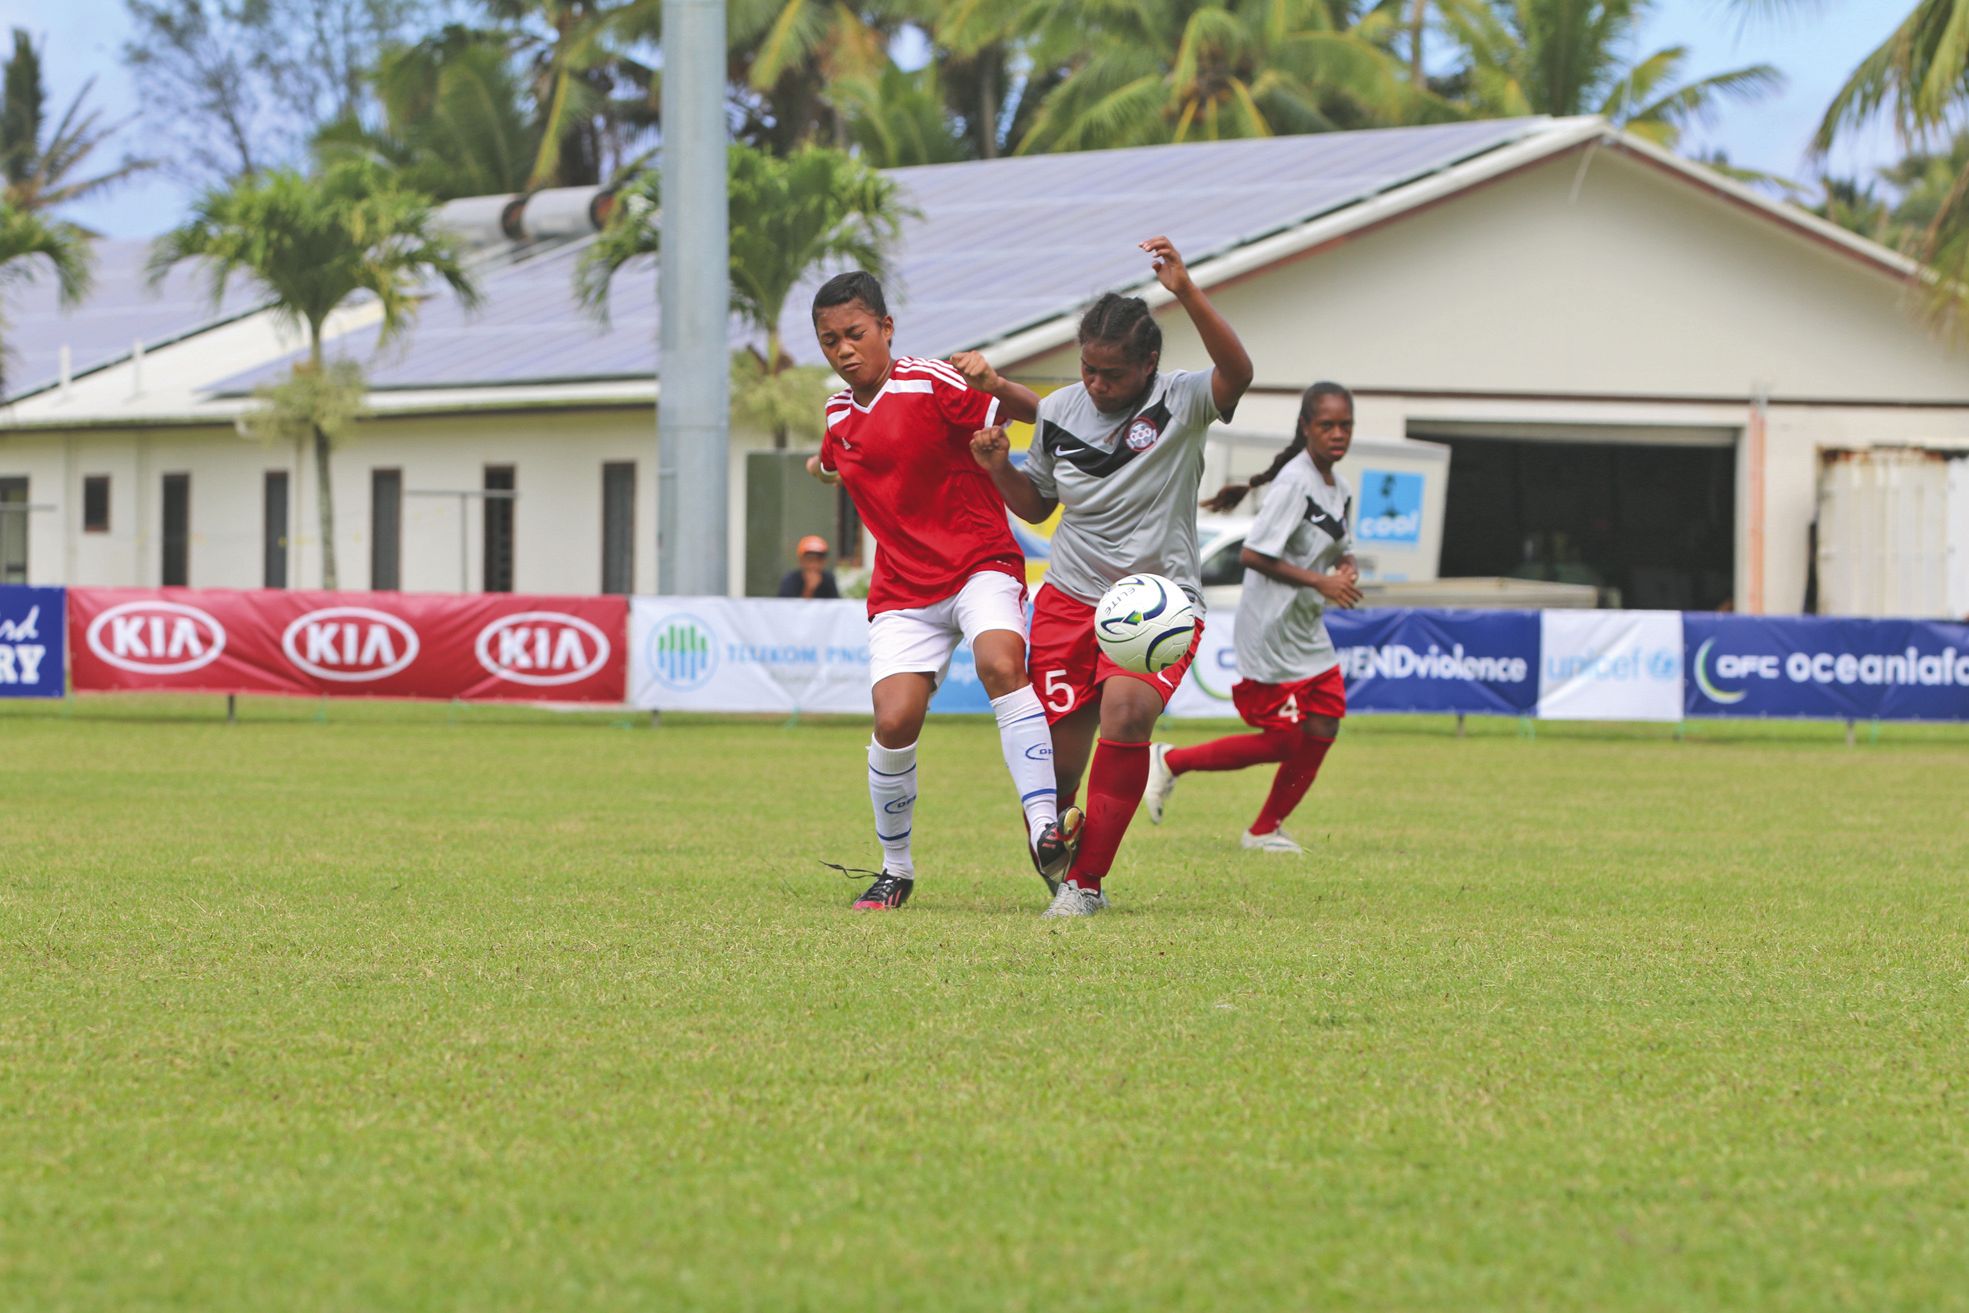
<box><xmin>820</xmin><ymin>356</ymin><xmax>1025</xmax><ymax>615</ymax></box>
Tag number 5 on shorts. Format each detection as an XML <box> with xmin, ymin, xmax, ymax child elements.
<box><xmin>1043</xmin><ymin>668</ymin><xmax>1076</xmax><ymax>714</ymax></box>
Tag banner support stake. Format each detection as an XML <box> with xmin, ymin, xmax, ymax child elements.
<box><xmin>1844</xmin><ymin>718</ymin><xmax>1855</xmax><ymax>747</ymax></box>
<box><xmin>1455</xmin><ymin>712</ymin><xmax>1465</xmax><ymax>738</ymax></box>
<box><xmin>226</xmin><ymin>694</ymin><xmax>236</xmax><ymax>724</ymax></box>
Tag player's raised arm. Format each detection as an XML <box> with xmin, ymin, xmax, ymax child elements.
<box><xmin>970</xmin><ymin>426</ymin><xmax>1056</xmax><ymax>524</ymax></box>
<box><xmin>947</xmin><ymin>351</ymin><xmax>1039</xmax><ymax>425</ymax></box>
<box><xmin>1141</xmin><ymin>236</ymin><xmax>1252</xmax><ymax>419</ymax></box>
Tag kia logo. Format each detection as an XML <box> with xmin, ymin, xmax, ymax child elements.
<box><xmin>475</xmin><ymin>612</ymin><xmax>610</xmax><ymax>687</ymax></box>
<box><xmin>86</xmin><ymin>600</ymin><xmax>227</xmax><ymax>675</ymax></box>
<box><xmin>281</xmin><ymin>607</ymin><xmax>420</xmax><ymax>682</ymax></box>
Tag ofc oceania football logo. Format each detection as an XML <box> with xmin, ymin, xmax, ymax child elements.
<box><xmin>1125</xmin><ymin>417</ymin><xmax>1160</xmax><ymax>451</ymax></box>
<box><xmin>648</xmin><ymin>614</ymin><xmax>716</xmax><ymax>690</ymax></box>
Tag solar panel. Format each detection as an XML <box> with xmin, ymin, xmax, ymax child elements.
<box><xmin>2</xmin><ymin>238</ymin><xmax>272</xmax><ymax>401</ymax></box>
<box><xmin>174</xmin><ymin>118</ymin><xmax>1553</xmax><ymax>397</ymax></box>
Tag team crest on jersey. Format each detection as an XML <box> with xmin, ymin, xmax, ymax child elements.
<box><xmin>1125</xmin><ymin>417</ymin><xmax>1161</xmax><ymax>451</ymax></box>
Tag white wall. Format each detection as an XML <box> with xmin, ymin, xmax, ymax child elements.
<box><xmin>0</xmin><ymin>406</ymin><xmax>770</xmax><ymax>595</ymax></box>
<box><xmin>1008</xmin><ymin>147</ymin><xmax>1969</xmax><ymax>614</ymax></box>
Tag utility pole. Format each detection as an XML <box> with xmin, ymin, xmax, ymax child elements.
<box><xmin>657</xmin><ymin>0</ymin><xmax>731</xmax><ymax>595</ymax></box>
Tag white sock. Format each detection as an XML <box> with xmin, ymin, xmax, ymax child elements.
<box><xmin>867</xmin><ymin>738</ymin><xmax>918</xmax><ymax>877</ymax></box>
<box><xmin>991</xmin><ymin>685</ymin><xmax>1057</xmax><ymax>846</ymax></box>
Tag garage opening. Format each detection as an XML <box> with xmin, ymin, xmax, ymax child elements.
<box><xmin>1409</xmin><ymin>421</ymin><xmax>1737</xmax><ymax>611</ymax></box>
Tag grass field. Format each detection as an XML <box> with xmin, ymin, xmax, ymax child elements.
<box><xmin>3</xmin><ymin>697</ymin><xmax>1967</xmax><ymax>1311</ymax></box>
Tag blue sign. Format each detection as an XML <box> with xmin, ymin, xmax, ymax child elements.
<box><xmin>1685</xmin><ymin>613</ymin><xmax>1969</xmax><ymax>721</ymax></box>
<box><xmin>0</xmin><ymin>585</ymin><xmax>64</xmax><ymax>698</ymax></box>
<box><xmin>1330</xmin><ymin>608</ymin><xmax>1540</xmax><ymax>715</ymax></box>
<box><xmin>1355</xmin><ymin>469</ymin><xmax>1423</xmax><ymax>545</ymax></box>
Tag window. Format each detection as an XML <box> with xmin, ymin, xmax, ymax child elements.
<box><xmin>371</xmin><ymin>468</ymin><xmax>402</xmax><ymax>590</ymax></box>
<box><xmin>0</xmin><ymin>478</ymin><xmax>26</xmax><ymax>584</ymax></box>
<box><xmin>264</xmin><ymin>471</ymin><xmax>289</xmax><ymax>587</ymax></box>
<box><xmin>161</xmin><ymin>473</ymin><xmax>190</xmax><ymax>587</ymax></box>
<box><xmin>601</xmin><ymin>462</ymin><xmax>635</xmax><ymax>594</ymax></box>
<box><xmin>483</xmin><ymin>465</ymin><xmax>515</xmax><ymax>593</ymax></box>
<box><xmin>83</xmin><ymin>476</ymin><xmax>110</xmax><ymax>533</ymax></box>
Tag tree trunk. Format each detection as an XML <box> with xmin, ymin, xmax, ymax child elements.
<box><xmin>768</xmin><ymin>327</ymin><xmax>788</xmax><ymax>450</ymax></box>
<box><xmin>1410</xmin><ymin>0</ymin><xmax>1427</xmax><ymax>89</ymax></box>
<box><xmin>979</xmin><ymin>49</ymin><xmax>1001</xmax><ymax>160</ymax></box>
<box><xmin>308</xmin><ymin>329</ymin><xmax>339</xmax><ymax>590</ymax></box>
<box><xmin>314</xmin><ymin>421</ymin><xmax>338</xmax><ymax>590</ymax></box>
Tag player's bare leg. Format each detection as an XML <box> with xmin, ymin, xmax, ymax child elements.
<box><xmin>853</xmin><ymin>672</ymin><xmax>934</xmax><ymax>910</ymax></box>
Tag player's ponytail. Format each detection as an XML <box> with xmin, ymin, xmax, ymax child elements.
<box><xmin>1077</xmin><ymin>292</ymin><xmax>1161</xmax><ymax>365</ymax></box>
<box><xmin>1200</xmin><ymin>381</ymin><xmax>1353</xmax><ymax>513</ymax></box>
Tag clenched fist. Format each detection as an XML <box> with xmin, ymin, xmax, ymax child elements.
<box><xmin>970</xmin><ymin>425</ymin><xmax>1012</xmax><ymax>471</ymax></box>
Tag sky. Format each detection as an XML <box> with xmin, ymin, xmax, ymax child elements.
<box><xmin>3</xmin><ymin>0</ymin><xmax>1917</xmax><ymax>241</ymax></box>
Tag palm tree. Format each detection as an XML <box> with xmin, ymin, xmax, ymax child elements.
<box><xmin>829</xmin><ymin>63</ymin><xmax>969</xmax><ymax>168</ymax></box>
<box><xmin>0</xmin><ymin>203</ymin><xmax>92</xmax><ymax>393</ymax></box>
<box><xmin>1725</xmin><ymin>0</ymin><xmax>1969</xmax><ymax>328</ymax></box>
<box><xmin>148</xmin><ymin>161</ymin><xmax>479</xmax><ymax>587</ymax></box>
<box><xmin>1440</xmin><ymin>0</ymin><xmax>1780</xmax><ymax>149</ymax></box>
<box><xmin>725</xmin><ymin>1</ymin><xmax>907</xmax><ymax>153</ymax></box>
<box><xmin>576</xmin><ymin>143</ymin><xmax>907</xmax><ymax>445</ymax></box>
<box><xmin>2</xmin><ymin>29</ymin><xmax>150</xmax><ymax>214</ymax></box>
<box><xmin>1016</xmin><ymin>0</ymin><xmax>1437</xmax><ymax>154</ymax></box>
<box><xmin>314</xmin><ymin>28</ymin><xmax>540</xmax><ymax>200</ymax></box>
<box><xmin>916</xmin><ymin>0</ymin><xmax>1081</xmax><ymax>158</ymax></box>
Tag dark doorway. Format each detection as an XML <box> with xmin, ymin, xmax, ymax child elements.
<box><xmin>161</xmin><ymin>473</ymin><xmax>190</xmax><ymax>586</ymax></box>
<box><xmin>1428</xmin><ymin>435</ymin><xmax>1735</xmax><ymax>610</ymax></box>
<box><xmin>482</xmin><ymin>465</ymin><xmax>515</xmax><ymax>593</ymax></box>
<box><xmin>264</xmin><ymin>471</ymin><xmax>289</xmax><ymax>587</ymax></box>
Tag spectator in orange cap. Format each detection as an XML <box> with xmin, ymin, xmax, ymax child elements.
<box><xmin>778</xmin><ymin>534</ymin><xmax>841</xmax><ymax>599</ymax></box>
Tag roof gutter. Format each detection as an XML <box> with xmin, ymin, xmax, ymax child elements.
<box><xmin>984</xmin><ymin>116</ymin><xmax>1608</xmax><ymax>370</ymax></box>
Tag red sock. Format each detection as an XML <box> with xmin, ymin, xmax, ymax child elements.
<box><xmin>1066</xmin><ymin>738</ymin><xmax>1149</xmax><ymax>891</ymax></box>
<box><xmin>1251</xmin><ymin>735</ymin><xmax>1333</xmax><ymax>835</ymax></box>
<box><xmin>1165</xmin><ymin>728</ymin><xmax>1297</xmax><ymax>776</ymax></box>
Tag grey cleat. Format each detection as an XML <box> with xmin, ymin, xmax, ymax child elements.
<box><xmin>1241</xmin><ymin>827</ymin><xmax>1305</xmax><ymax>854</ymax></box>
<box><xmin>1040</xmin><ymin>881</ymin><xmax>1109</xmax><ymax>918</ymax></box>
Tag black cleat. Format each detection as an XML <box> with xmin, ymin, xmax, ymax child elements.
<box><xmin>1031</xmin><ymin>806</ymin><xmax>1085</xmax><ymax>896</ymax></box>
<box><xmin>852</xmin><ymin>871</ymin><xmax>915</xmax><ymax>911</ymax></box>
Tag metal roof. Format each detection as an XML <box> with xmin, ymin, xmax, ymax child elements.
<box><xmin>3</xmin><ymin>237</ymin><xmax>270</xmax><ymax>400</ymax></box>
<box><xmin>211</xmin><ymin>118</ymin><xmax>1555</xmax><ymax>394</ymax></box>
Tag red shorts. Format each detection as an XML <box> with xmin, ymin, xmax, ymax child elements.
<box><xmin>1232</xmin><ymin>667</ymin><xmax>1347</xmax><ymax>731</ymax></box>
<box><xmin>1027</xmin><ymin>583</ymin><xmax>1204</xmax><ymax>724</ymax></box>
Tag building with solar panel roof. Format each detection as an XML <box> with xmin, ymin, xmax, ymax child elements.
<box><xmin>5</xmin><ymin>115</ymin><xmax>1967</xmax><ymax>616</ymax></box>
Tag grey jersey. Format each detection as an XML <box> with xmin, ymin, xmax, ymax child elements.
<box><xmin>1022</xmin><ymin>369</ymin><xmax>1221</xmax><ymax>608</ymax></box>
<box><xmin>1234</xmin><ymin>454</ymin><xmax>1353</xmax><ymax>684</ymax></box>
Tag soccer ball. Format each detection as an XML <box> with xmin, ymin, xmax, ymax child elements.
<box><xmin>1094</xmin><ymin>573</ymin><xmax>1198</xmax><ymax>675</ymax></box>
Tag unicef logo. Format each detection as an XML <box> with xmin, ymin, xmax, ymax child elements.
<box><xmin>647</xmin><ymin>613</ymin><xmax>717</xmax><ymax>690</ymax></box>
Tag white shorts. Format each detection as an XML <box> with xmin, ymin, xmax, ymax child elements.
<box><xmin>867</xmin><ymin>570</ymin><xmax>1029</xmax><ymax>688</ymax></box>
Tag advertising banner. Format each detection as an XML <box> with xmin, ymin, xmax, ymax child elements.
<box><xmin>632</xmin><ymin>597</ymin><xmax>869</xmax><ymax>713</ymax></box>
<box><xmin>1685</xmin><ymin>614</ymin><xmax>1969</xmax><ymax>721</ymax></box>
<box><xmin>1166</xmin><ymin>608</ymin><xmax>1541</xmax><ymax>719</ymax></box>
<box><xmin>0</xmin><ymin>584</ymin><xmax>64</xmax><ymax>698</ymax></box>
<box><xmin>1537</xmin><ymin>610</ymin><xmax>1685</xmax><ymax>722</ymax></box>
<box><xmin>630</xmin><ymin>596</ymin><xmax>1049</xmax><ymax>716</ymax></box>
<box><xmin>1334</xmin><ymin>609</ymin><xmax>1541</xmax><ymax>715</ymax></box>
<box><xmin>68</xmin><ymin>588</ymin><xmax>626</xmax><ymax>702</ymax></box>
